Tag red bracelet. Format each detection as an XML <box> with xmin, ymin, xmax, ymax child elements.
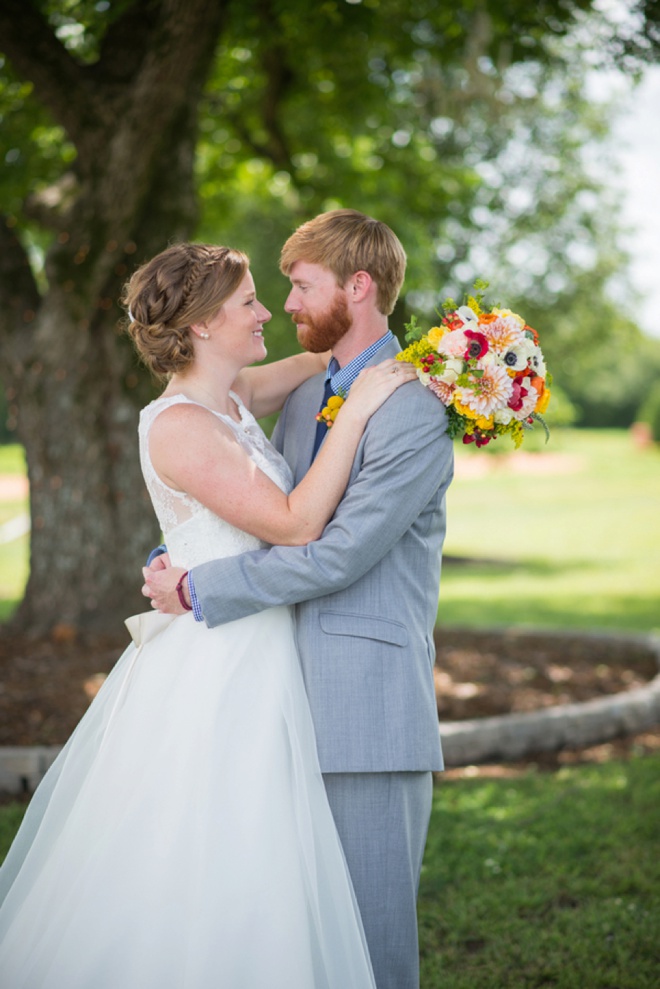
<box><xmin>176</xmin><ymin>571</ymin><xmax>192</xmax><ymax>611</ymax></box>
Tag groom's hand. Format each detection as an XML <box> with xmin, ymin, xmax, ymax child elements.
<box><xmin>141</xmin><ymin>562</ymin><xmax>188</xmax><ymax>614</ymax></box>
<box><xmin>146</xmin><ymin>551</ymin><xmax>171</xmax><ymax>572</ymax></box>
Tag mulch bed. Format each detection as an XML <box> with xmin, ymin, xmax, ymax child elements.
<box><xmin>1</xmin><ymin>623</ymin><xmax>659</xmax><ymax>768</ymax></box>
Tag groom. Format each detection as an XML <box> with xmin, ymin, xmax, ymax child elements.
<box><xmin>144</xmin><ymin>209</ymin><xmax>454</xmax><ymax>989</ymax></box>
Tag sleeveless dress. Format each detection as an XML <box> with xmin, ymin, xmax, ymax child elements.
<box><xmin>0</xmin><ymin>393</ymin><xmax>376</xmax><ymax>989</ymax></box>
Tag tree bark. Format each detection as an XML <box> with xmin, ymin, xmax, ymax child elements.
<box><xmin>0</xmin><ymin>0</ymin><xmax>228</xmax><ymax>632</ymax></box>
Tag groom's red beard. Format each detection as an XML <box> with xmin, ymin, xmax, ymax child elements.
<box><xmin>293</xmin><ymin>292</ymin><xmax>353</xmax><ymax>353</ymax></box>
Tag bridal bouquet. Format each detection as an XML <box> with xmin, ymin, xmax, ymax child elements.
<box><xmin>397</xmin><ymin>283</ymin><xmax>552</xmax><ymax>448</ymax></box>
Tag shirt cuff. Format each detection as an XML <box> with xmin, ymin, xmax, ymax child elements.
<box><xmin>187</xmin><ymin>570</ymin><xmax>204</xmax><ymax>622</ymax></box>
<box><xmin>147</xmin><ymin>544</ymin><xmax>167</xmax><ymax>566</ymax></box>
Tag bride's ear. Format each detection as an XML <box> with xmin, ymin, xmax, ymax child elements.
<box><xmin>190</xmin><ymin>322</ymin><xmax>210</xmax><ymax>341</ymax></box>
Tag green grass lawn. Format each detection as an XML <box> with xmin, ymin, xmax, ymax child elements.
<box><xmin>439</xmin><ymin>429</ymin><xmax>660</xmax><ymax>634</ymax></box>
<box><xmin>419</xmin><ymin>754</ymin><xmax>660</xmax><ymax>989</ymax></box>
<box><xmin>0</xmin><ymin>444</ymin><xmax>27</xmax><ymax>622</ymax></box>
<box><xmin>0</xmin><ymin>446</ymin><xmax>26</xmax><ymax>475</ymax></box>
<box><xmin>1</xmin><ymin>753</ymin><xmax>658</xmax><ymax>987</ymax></box>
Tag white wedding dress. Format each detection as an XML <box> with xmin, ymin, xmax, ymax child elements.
<box><xmin>0</xmin><ymin>394</ymin><xmax>375</xmax><ymax>989</ymax></box>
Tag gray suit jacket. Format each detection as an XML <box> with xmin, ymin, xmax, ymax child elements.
<box><xmin>194</xmin><ymin>337</ymin><xmax>453</xmax><ymax>772</ymax></box>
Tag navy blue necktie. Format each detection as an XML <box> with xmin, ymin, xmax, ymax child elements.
<box><xmin>311</xmin><ymin>378</ymin><xmax>335</xmax><ymax>461</ymax></box>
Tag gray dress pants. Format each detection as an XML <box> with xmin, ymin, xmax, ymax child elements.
<box><xmin>322</xmin><ymin>771</ymin><xmax>433</xmax><ymax>989</ymax></box>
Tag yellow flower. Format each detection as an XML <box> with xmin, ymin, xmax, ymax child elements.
<box><xmin>466</xmin><ymin>296</ymin><xmax>483</xmax><ymax>316</ymax></box>
<box><xmin>537</xmin><ymin>388</ymin><xmax>551</xmax><ymax>414</ymax></box>
<box><xmin>511</xmin><ymin>423</ymin><xmax>525</xmax><ymax>448</ymax></box>
<box><xmin>397</xmin><ymin>338</ymin><xmax>433</xmax><ymax>368</ymax></box>
<box><xmin>475</xmin><ymin>414</ymin><xmax>494</xmax><ymax>430</ymax></box>
<box><xmin>453</xmin><ymin>398</ymin><xmax>480</xmax><ymax>421</ymax></box>
<box><xmin>315</xmin><ymin>394</ymin><xmax>345</xmax><ymax>427</ymax></box>
<box><xmin>492</xmin><ymin>307</ymin><xmax>525</xmax><ymax>330</ymax></box>
<box><xmin>426</xmin><ymin>326</ymin><xmax>446</xmax><ymax>349</ymax></box>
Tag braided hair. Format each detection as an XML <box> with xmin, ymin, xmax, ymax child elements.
<box><xmin>123</xmin><ymin>243</ymin><xmax>249</xmax><ymax>378</ymax></box>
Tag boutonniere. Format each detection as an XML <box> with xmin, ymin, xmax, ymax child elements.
<box><xmin>316</xmin><ymin>391</ymin><xmax>345</xmax><ymax>428</ymax></box>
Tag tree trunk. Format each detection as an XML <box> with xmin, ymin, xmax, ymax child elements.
<box><xmin>0</xmin><ymin>0</ymin><xmax>227</xmax><ymax>633</ymax></box>
<box><xmin>14</xmin><ymin>295</ymin><xmax>157</xmax><ymax>631</ymax></box>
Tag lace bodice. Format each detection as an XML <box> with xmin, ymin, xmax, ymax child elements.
<box><xmin>139</xmin><ymin>392</ymin><xmax>294</xmax><ymax>569</ymax></box>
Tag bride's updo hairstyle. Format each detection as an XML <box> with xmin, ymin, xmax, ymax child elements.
<box><xmin>123</xmin><ymin>242</ymin><xmax>249</xmax><ymax>378</ymax></box>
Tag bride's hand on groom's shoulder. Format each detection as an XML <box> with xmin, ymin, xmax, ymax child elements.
<box><xmin>142</xmin><ymin>563</ymin><xmax>188</xmax><ymax>615</ymax></box>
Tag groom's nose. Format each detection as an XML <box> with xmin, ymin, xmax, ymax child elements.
<box><xmin>284</xmin><ymin>289</ymin><xmax>300</xmax><ymax>313</ymax></box>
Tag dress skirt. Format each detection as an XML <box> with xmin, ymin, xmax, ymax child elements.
<box><xmin>0</xmin><ymin>608</ymin><xmax>375</xmax><ymax>988</ymax></box>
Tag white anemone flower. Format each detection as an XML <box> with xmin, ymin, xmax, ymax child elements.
<box><xmin>500</xmin><ymin>341</ymin><xmax>530</xmax><ymax>373</ymax></box>
<box><xmin>457</xmin><ymin>305</ymin><xmax>479</xmax><ymax>329</ymax></box>
<box><xmin>528</xmin><ymin>344</ymin><xmax>547</xmax><ymax>377</ymax></box>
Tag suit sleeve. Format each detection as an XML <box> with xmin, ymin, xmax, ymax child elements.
<box><xmin>193</xmin><ymin>384</ymin><xmax>454</xmax><ymax>627</ymax></box>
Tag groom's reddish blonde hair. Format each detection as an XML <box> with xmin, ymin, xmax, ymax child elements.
<box><xmin>279</xmin><ymin>209</ymin><xmax>406</xmax><ymax>316</ymax></box>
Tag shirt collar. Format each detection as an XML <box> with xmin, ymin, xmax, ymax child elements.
<box><xmin>326</xmin><ymin>331</ymin><xmax>394</xmax><ymax>394</ymax></box>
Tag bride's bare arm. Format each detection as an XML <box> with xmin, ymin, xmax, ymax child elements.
<box><xmin>233</xmin><ymin>351</ymin><xmax>329</xmax><ymax>420</ymax></box>
<box><xmin>148</xmin><ymin>360</ymin><xmax>416</xmax><ymax>547</ymax></box>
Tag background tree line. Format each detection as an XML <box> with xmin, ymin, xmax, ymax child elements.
<box><xmin>0</xmin><ymin>0</ymin><xmax>659</xmax><ymax>631</ymax></box>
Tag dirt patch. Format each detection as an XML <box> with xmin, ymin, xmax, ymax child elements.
<box><xmin>433</xmin><ymin>626</ymin><xmax>657</xmax><ymax>720</ymax></box>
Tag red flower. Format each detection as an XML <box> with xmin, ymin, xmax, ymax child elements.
<box><xmin>463</xmin><ymin>430</ymin><xmax>492</xmax><ymax>447</ymax></box>
<box><xmin>508</xmin><ymin>378</ymin><xmax>529</xmax><ymax>412</ymax></box>
<box><xmin>464</xmin><ymin>330</ymin><xmax>489</xmax><ymax>360</ymax></box>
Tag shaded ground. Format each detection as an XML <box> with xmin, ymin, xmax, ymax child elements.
<box><xmin>433</xmin><ymin>626</ymin><xmax>660</xmax><ymax>773</ymax></box>
<box><xmin>0</xmin><ymin>623</ymin><xmax>658</xmax><ymax>770</ymax></box>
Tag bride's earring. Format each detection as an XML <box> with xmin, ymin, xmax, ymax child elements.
<box><xmin>199</xmin><ymin>332</ymin><xmax>210</xmax><ymax>340</ymax></box>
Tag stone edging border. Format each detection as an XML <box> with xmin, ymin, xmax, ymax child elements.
<box><xmin>1</xmin><ymin>627</ymin><xmax>659</xmax><ymax>792</ymax></box>
<box><xmin>439</xmin><ymin>627</ymin><xmax>660</xmax><ymax>767</ymax></box>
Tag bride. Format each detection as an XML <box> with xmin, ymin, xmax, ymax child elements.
<box><xmin>0</xmin><ymin>242</ymin><xmax>415</xmax><ymax>988</ymax></box>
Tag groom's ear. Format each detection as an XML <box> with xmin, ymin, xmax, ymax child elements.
<box><xmin>347</xmin><ymin>270</ymin><xmax>373</xmax><ymax>304</ymax></box>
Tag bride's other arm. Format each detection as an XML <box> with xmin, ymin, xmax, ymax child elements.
<box><xmin>148</xmin><ymin>360</ymin><xmax>415</xmax><ymax>548</ymax></box>
<box><xmin>233</xmin><ymin>351</ymin><xmax>329</xmax><ymax>420</ymax></box>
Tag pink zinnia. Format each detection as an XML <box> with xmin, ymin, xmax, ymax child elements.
<box><xmin>454</xmin><ymin>363</ymin><xmax>513</xmax><ymax>417</ymax></box>
<box><xmin>480</xmin><ymin>317</ymin><xmax>525</xmax><ymax>355</ymax></box>
<box><xmin>428</xmin><ymin>378</ymin><xmax>455</xmax><ymax>406</ymax></box>
<box><xmin>438</xmin><ymin>329</ymin><xmax>468</xmax><ymax>358</ymax></box>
